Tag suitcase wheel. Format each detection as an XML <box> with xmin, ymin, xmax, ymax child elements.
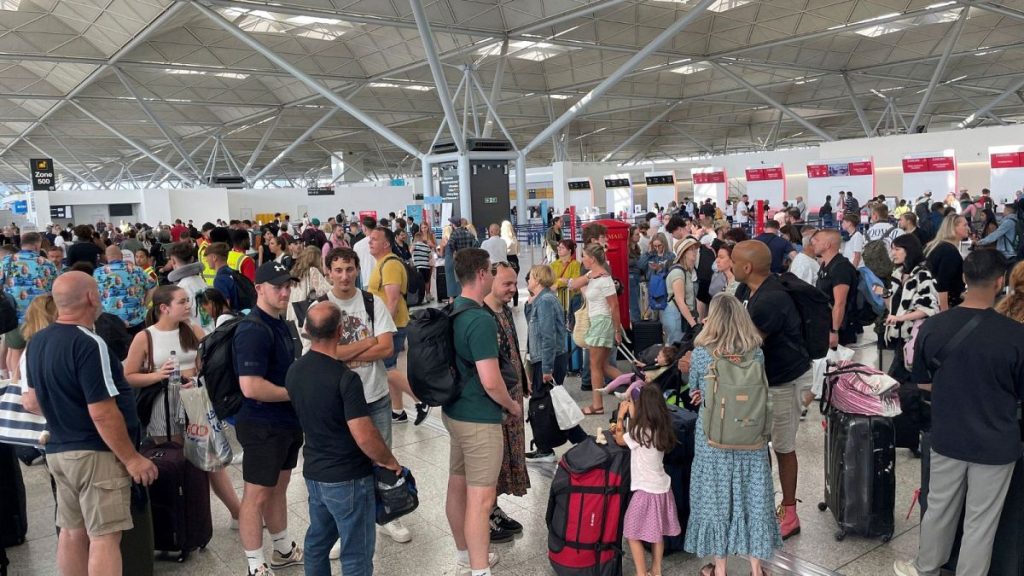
<box><xmin>834</xmin><ymin>530</ymin><xmax>846</xmax><ymax>542</ymax></box>
<box><xmin>817</xmin><ymin>502</ymin><xmax>828</xmax><ymax>512</ymax></box>
<box><xmin>881</xmin><ymin>533</ymin><xmax>892</xmax><ymax>543</ymax></box>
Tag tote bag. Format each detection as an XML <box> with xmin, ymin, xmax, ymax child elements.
<box><xmin>572</xmin><ymin>297</ymin><xmax>589</xmax><ymax>348</ymax></box>
<box><xmin>0</xmin><ymin>378</ymin><xmax>47</xmax><ymax>447</ymax></box>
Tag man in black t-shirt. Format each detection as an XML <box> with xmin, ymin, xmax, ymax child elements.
<box><xmin>733</xmin><ymin>241</ymin><xmax>811</xmax><ymax>540</ymax></box>
<box><xmin>812</xmin><ymin>229</ymin><xmax>858</xmax><ymax>346</ymax></box>
<box><xmin>286</xmin><ymin>301</ymin><xmax>401</xmax><ymax>575</ymax></box>
<box><xmin>894</xmin><ymin>250</ymin><xmax>1024</xmax><ymax>576</ymax></box>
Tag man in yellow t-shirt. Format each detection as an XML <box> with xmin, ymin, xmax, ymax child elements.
<box><xmin>367</xmin><ymin>229</ymin><xmax>428</xmax><ymax>425</ymax></box>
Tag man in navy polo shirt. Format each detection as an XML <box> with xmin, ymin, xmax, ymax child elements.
<box><xmin>754</xmin><ymin>219</ymin><xmax>798</xmax><ymax>274</ymax></box>
<box><xmin>234</xmin><ymin>261</ymin><xmax>304</xmax><ymax>576</ymax></box>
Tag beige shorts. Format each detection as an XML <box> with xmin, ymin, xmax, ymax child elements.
<box><xmin>443</xmin><ymin>415</ymin><xmax>504</xmax><ymax>487</ymax></box>
<box><xmin>48</xmin><ymin>450</ymin><xmax>133</xmax><ymax>537</ymax></box>
<box><xmin>769</xmin><ymin>376</ymin><xmax>807</xmax><ymax>455</ymax></box>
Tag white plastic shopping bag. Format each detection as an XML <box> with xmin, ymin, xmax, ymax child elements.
<box><xmin>180</xmin><ymin>385</ymin><xmax>233</xmax><ymax>471</ymax></box>
<box><xmin>810</xmin><ymin>345</ymin><xmax>855</xmax><ymax>398</ymax></box>
<box><xmin>549</xmin><ymin>385</ymin><xmax>585</xmax><ymax>431</ymax></box>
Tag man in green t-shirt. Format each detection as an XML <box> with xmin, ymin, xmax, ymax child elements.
<box><xmin>443</xmin><ymin>247</ymin><xmax>521</xmax><ymax>575</ymax></box>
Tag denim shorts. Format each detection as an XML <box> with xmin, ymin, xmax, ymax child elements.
<box><xmin>384</xmin><ymin>327</ymin><xmax>407</xmax><ymax>370</ymax></box>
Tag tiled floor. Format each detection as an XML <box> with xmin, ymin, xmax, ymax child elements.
<box><xmin>6</xmin><ymin>301</ymin><xmax>926</xmax><ymax>576</ymax></box>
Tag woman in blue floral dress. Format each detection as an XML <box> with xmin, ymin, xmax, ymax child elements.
<box><xmin>684</xmin><ymin>293</ymin><xmax>782</xmax><ymax>576</ymax></box>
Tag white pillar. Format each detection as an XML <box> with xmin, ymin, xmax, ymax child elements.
<box><xmin>457</xmin><ymin>153</ymin><xmax>472</xmax><ymax>225</ymax></box>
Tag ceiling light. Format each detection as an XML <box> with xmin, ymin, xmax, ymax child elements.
<box><xmin>653</xmin><ymin>0</ymin><xmax>751</xmax><ymax>11</ymax></box>
<box><xmin>549</xmin><ymin>94</ymin><xmax>572</xmax><ymax>100</ymax></box>
<box><xmin>975</xmin><ymin>47</ymin><xmax>1001</xmax><ymax>56</ymax></box>
<box><xmin>164</xmin><ymin>68</ymin><xmax>248</xmax><ymax>80</ymax></box>
<box><xmin>0</xmin><ymin>1</ymin><xmax>20</xmax><ymax>10</ymax></box>
<box><xmin>855</xmin><ymin>9</ymin><xmax>961</xmax><ymax>38</ymax></box>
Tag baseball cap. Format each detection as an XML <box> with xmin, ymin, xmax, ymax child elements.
<box><xmin>255</xmin><ymin>261</ymin><xmax>298</xmax><ymax>286</ymax></box>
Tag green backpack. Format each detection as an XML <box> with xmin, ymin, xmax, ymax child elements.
<box><xmin>702</xmin><ymin>351</ymin><xmax>771</xmax><ymax>450</ymax></box>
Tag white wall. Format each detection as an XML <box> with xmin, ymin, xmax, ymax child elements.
<box><xmin>168</xmin><ymin>187</ymin><xmax>230</xmax><ymax>225</ymax></box>
<box><xmin>226</xmin><ymin>184</ymin><xmax>416</xmax><ymax>224</ymax></box>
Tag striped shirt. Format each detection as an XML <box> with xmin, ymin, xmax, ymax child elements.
<box><xmin>412</xmin><ymin>241</ymin><xmax>432</xmax><ymax>269</ymax></box>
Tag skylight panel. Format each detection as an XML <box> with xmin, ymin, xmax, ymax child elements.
<box><xmin>164</xmin><ymin>68</ymin><xmax>249</xmax><ymax>80</ymax></box>
<box><xmin>368</xmin><ymin>82</ymin><xmax>434</xmax><ymax>92</ymax></box>
<box><xmin>671</xmin><ymin>60</ymin><xmax>710</xmax><ymax>75</ymax></box>
<box><xmin>651</xmin><ymin>0</ymin><xmax>751</xmax><ymax>11</ymax></box>
<box><xmin>218</xmin><ymin>7</ymin><xmax>352</xmax><ymax>41</ymax></box>
<box><xmin>855</xmin><ymin>8</ymin><xmax>961</xmax><ymax>37</ymax></box>
<box><xmin>0</xmin><ymin>1</ymin><xmax>20</xmax><ymax>10</ymax></box>
<box><xmin>476</xmin><ymin>40</ymin><xmax>575</xmax><ymax>62</ymax></box>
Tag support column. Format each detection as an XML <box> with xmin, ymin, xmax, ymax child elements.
<box><xmin>457</xmin><ymin>153</ymin><xmax>472</xmax><ymax>225</ymax></box>
<box><xmin>516</xmin><ymin>152</ymin><xmax>527</xmax><ymax>225</ymax></box>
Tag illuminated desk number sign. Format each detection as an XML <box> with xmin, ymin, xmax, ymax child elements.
<box><xmin>31</xmin><ymin>158</ymin><xmax>55</xmax><ymax>191</ymax></box>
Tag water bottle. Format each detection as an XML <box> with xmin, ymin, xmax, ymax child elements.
<box><xmin>169</xmin><ymin>350</ymin><xmax>181</xmax><ymax>386</ymax></box>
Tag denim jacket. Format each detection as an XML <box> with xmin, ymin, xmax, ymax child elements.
<box><xmin>524</xmin><ymin>288</ymin><xmax>568</xmax><ymax>375</ymax></box>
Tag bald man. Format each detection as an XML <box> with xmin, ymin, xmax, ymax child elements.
<box><xmin>25</xmin><ymin>272</ymin><xmax>158</xmax><ymax>576</ymax></box>
<box><xmin>93</xmin><ymin>243</ymin><xmax>157</xmax><ymax>335</ymax></box>
<box><xmin>812</xmin><ymin>229</ymin><xmax>858</xmax><ymax>347</ymax></box>
<box><xmin>480</xmin><ymin>222</ymin><xmax>508</xmax><ymax>266</ymax></box>
<box><xmin>733</xmin><ymin>240</ymin><xmax>813</xmax><ymax>539</ymax></box>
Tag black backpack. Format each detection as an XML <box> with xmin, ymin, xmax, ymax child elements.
<box><xmin>197</xmin><ymin>314</ymin><xmax>269</xmax><ymax>420</ymax></box>
<box><xmin>406</xmin><ymin>301</ymin><xmax>475</xmax><ymax>407</ymax></box>
<box><xmin>227</xmin><ymin>268</ymin><xmax>257</xmax><ymax>311</ymax></box>
<box><xmin>777</xmin><ymin>272</ymin><xmax>832</xmax><ymax>360</ymax></box>
<box><xmin>378</xmin><ymin>255</ymin><xmax>425</xmax><ymax>307</ymax></box>
<box><xmin>527</xmin><ymin>384</ymin><xmax>568</xmax><ymax>452</ymax></box>
<box><xmin>0</xmin><ymin>292</ymin><xmax>17</xmax><ymax>334</ymax></box>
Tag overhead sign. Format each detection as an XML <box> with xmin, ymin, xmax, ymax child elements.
<box><xmin>744</xmin><ymin>167</ymin><xmax>784</xmax><ymax>181</ymax></box>
<box><xmin>307</xmin><ymin>186</ymin><xmax>334</xmax><ymax>196</ymax></box>
<box><xmin>806</xmin><ymin>161</ymin><xmax>874</xmax><ymax>178</ymax></box>
<box><xmin>11</xmin><ymin>200</ymin><xmax>27</xmax><ymax>215</ymax></box>
<box><xmin>902</xmin><ymin>156</ymin><xmax>954</xmax><ymax>172</ymax></box>
<box><xmin>691</xmin><ymin>171</ymin><xmax>725</xmax><ymax>184</ymax></box>
<box><xmin>30</xmin><ymin>158</ymin><xmax>55</xmax><ymax>191</ymax></box>
<box><xmin>991</xmin><ymin>151</ymin><xmax>1024</xmax><ymax>168</ymax></box>
<box><xmin>50</xmin><ymin>205</ymin><xmax>73</xmax><ymax>219</ymax></box>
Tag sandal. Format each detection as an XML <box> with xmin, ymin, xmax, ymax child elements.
<box><xmin>582</xmin><ymin>406</ymin><xmax>605</xmax><ymax>416</ymax></box>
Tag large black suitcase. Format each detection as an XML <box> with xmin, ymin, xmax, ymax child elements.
<box><xmin>817</xmin><ymin>409</ymin><xmax>895</xmax><ymax>542</ymax></box>
<box><xmin>120</xmin><ymin>485</ymin><xmax>155</xmax><ymax>576</ymax></box>
<box><xmin>920</xmin><ymin>429</ymin><xmax>1024</xmax><ymax>575</ymax></box>
<box><xmin>435</xmin><ymin>266</ymin><xmax>448</xmax><ymax>301</ymax></box>
<box><xmin>142</xmin><ymin>393</ymin><xmax>212</xmax><ymax>562</ymax></box>
<box><xmin>0</xmin><ymin>444</ymin><xmax>27</xmax><ymax>548</ymax></box>
<box><xmin>631</xmin><ymin>319</ymin><xmax>663</xmax><ymax>354</ymax></box>
<box><xmin>661</xmin><ymin>405</ymin><xmax>696</xmax><ymax>554</ymax></box>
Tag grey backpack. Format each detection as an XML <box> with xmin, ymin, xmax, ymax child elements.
<box><xmin>702</xmin><ymin>351</ymin><xmax>770</xmax><ymax>450</ymax></box>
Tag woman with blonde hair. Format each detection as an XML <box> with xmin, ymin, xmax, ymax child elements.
<box><xmin>996</xmin><ymin>260</ymin><xmax>1024</xmax><ymax>322</ymax></box>
<box><xmin>924</xmin><ymin>213</ymin><xmax>970</xmax><ymax>310</ymax></box>
<box><xmin>6</xmin><ymin>294</ymin><xmax>57</xmax><ymax>382</ymax></box>
<box><xmin>572</xmin><ymin>244</ymin><xmax>623</xmax><ymax>415</ymax></box>
<box><xmin>686</xmin><ymin>293</ymin><xmax>781</xmax><ymax>576</ymax></box>
<box><xmin>286</xmin><ymin>246</ymin><xmax>331</xmax><ymax>330</ymax></box>
<box><xmin>663</xmin><ymin>237</ymin><xmax>701</xmax><ymax>345</ymax></box>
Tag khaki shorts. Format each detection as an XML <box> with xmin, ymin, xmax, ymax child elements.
<box><xmin>48</xmin><ymin>450</ymin><xmax>133</xmax><ymax>537</ymax></box>
<box><xmin>769</xmin><ymin>374</ymin><xmax>809</xmax><ymax>454</ymax></box>
<box><xmin>443</xmin><ymin>415</ymin><xmax>503</xmax><ymax>487</ymax></box>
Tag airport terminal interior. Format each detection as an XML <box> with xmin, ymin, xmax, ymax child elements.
<box><xmin>3</xmin><ymin>0</ymin><xmax>1024</xmax><ymax>575</ymax></box>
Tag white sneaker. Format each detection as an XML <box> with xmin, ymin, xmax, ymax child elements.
<box><xmin>329</xmin><ymin>539</ymin><xmax>341</xmax><ymax>560</ymax></box>
<box><xmin>893</xmin><ymin>559</ymin><xmax>920</xmax><ymax>576</ymax></box>
<box><xmin>380</xmin><ymin>518</ymin><xmax>412</xmax><ymax>543</ymax></box>
<box><xmin>230</xmin><ymin>518</ymin><xmax>239</xmax><ymax>531</ymax></box>
<box><xmin>456</xmin><ymin>551</ymin><xmax>500</xmax><ymax>569</ymax></box>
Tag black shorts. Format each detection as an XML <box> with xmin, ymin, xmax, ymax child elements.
<box><xmin>235</xmin><ymin>421</ymin><xmax>303</xmax><ymax>487</ymax></box>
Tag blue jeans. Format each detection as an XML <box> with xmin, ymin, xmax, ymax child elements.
<box><xmin>384</xmin><ymin>327</ymin><xmax>407</xmax><ymax>370</ymax></box>
<box><xmin>662</xmin><ymin>301</ymin><xmax>685</xmax><ymax>345</ymax></box>
<box><xmin>304</xmin><ymin>475</ymin><xmax>376</xmax><ymax>576</ymax></box>
<box><xmin>368</xmin><ymin>395</ymin><xmax>392</xmax><ymax>448</ymax></box>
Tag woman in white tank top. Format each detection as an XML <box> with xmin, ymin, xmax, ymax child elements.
<box><xmin>123</xmin><ymin>285</ymin><xmax>241</xmax><ymax>526</ymax></box>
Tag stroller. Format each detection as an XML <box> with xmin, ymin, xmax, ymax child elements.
<box><xmin>615</xmin><ymin>338</ymin><xmax>698</xmax><ymax>412</ymax></box>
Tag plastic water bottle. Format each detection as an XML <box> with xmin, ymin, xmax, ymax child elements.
<box><xmin>169</xmin><ymin>350</ymin><xmax>181</xmax><ymax>386</ymax></box>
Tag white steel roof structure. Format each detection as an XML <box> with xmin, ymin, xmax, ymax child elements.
<box><xmin>1</xmin><ymin>0</ymin><xmax>1023</xmax><ymax>191</ymax></box>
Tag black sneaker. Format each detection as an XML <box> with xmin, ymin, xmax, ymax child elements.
<box><xmin>491</xmin><ymin>507</ymin><xmax>523</xmax><ymax>535</ymax></box>
<box><xmin>392</xmin><ymin>411</ymin><xmax>408</xmax><ymax>424</ymax></box>
<box><xmin>580</xmin><ymin>384</ymin><xmax>593</xmax><ymax>392</ymax></box>
<box><xmin>414</xmin><ymin>403</ymin><xmax>431</xmax><ymax>426</ymax></box>
<box><xmin>525</xmin><ymin>449</ymin><xmax>557</xmax><ymax>463</ymax></box>
<box><xmin>489</xmin><ymin>518</ymin><xmax>515</xmax><ymax>543</ymax></box>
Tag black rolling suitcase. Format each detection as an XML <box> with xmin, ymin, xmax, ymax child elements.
<box><xmin>630</xmin><ymin>319</ymin><xmax>663</xmax><ymax>355</ymax></box>
<box><xmin>435</xmin><ymin>266</ymin><xmax>448</xmax><ymax>301</ymax></box>
<box><xmin>818</xmin><ymin>408</ymin><xmax>895</xmax><ymax>542</ymax></box>
<box><xmin>661</xmin><ymin>405</ymin><xmax>696</xmax><ymax>554</ymax></box>
<box><xmin>142</xmin><ymin>392</ymin><xmax>212</xmax><ymax>562</ymax></box>
<box><xmin>0</xmin><ymin>443</ymin><xmax>27</xmax><ymax>548</ymax></box>
<box><xmin>920</xmin><ymin>428</ymin><xmax>1024</xmax><ymax>575</ymax></box>
<box><xmin>120</xmin><ymin>485</ymin><xmax>155</xmax><ymax>576</ymax></box>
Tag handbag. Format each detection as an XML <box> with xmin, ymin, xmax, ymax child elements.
<box><xmin>903</xmin><ymin>319</ymin><xmax>925</xmax><ymax>370</ymax></box>
<box><xmin>549</xmin><ymin>384</ymin><xmax>585</xmax><ymax>430</ymax></box>
<box><xmin>810</xmin><ymin>345</ymin><xmax>855</xmax><ymax>398</ymax></box>
<box><xmin>572</xmin><ymin>297</ymin><xmax>589</xmax><ymax>348</ymax></box>
<box><xmin>374</xmin><ymin>466</ymin><xmax>418</xmax><ymax>525</ymax></box>
<box><xmin>133</xmin><ymin>330</ymin><xmax>167</xmax><ymax>431</ymax></box>
<box><xmin>179</xmin><ymin>385</ymin><xmax>233</xmax><ymax>471</ymax></box>
<box><xmin>0</xmin><ymin>378</ymin><xmax>47</xmax><ymax>447</ymax></box>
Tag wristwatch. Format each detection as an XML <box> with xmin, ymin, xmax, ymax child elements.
<box><xmin>830</xmin><ymin>328</ymin><xmax>839</xmax><ymax>334</ymax></box>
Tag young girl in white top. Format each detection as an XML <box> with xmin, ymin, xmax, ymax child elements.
<box><xmin>613</xmin><ymin>384</ymin><xmax>681</xmax><ymax>576</ymax></box>
<box><xmin>124</xmin><ymin>285</ymin><xmax>242</xmax><ymax>527</ymax></box>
